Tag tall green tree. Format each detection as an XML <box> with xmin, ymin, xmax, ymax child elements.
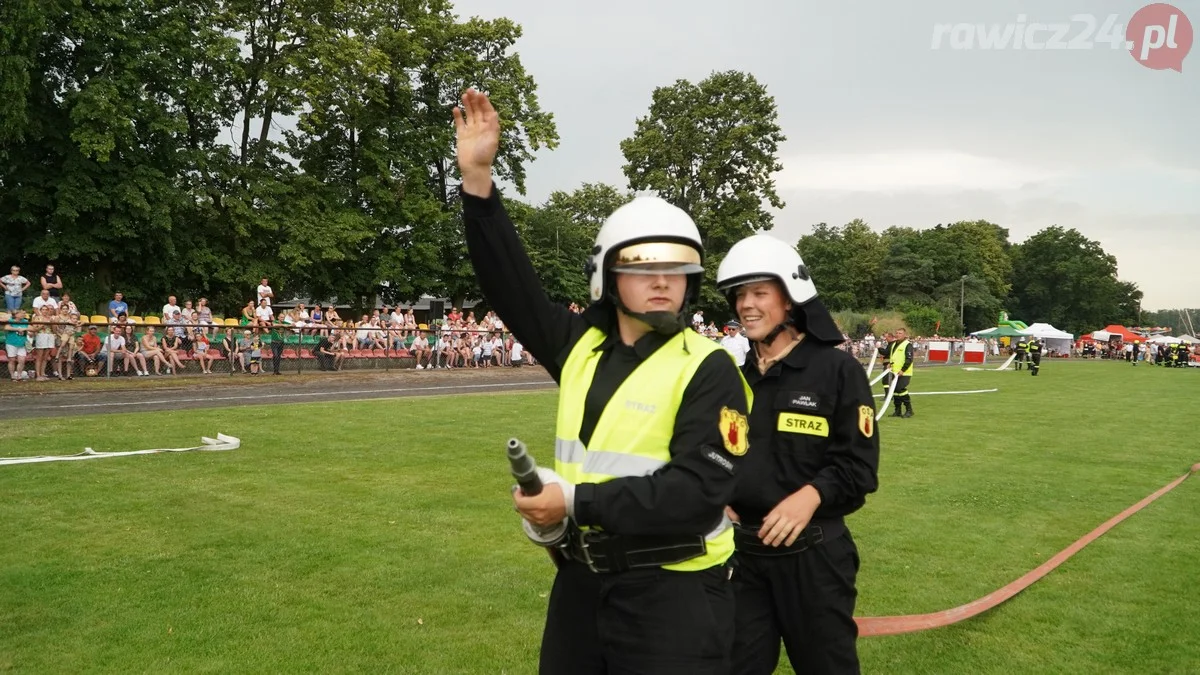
<box><xmin>1008</xmin><ymin>226</ymin><xmax>1143</xmax><ymax>335</ymax></box>
<box><xmin>619</xmin><ymin>70</ymin><xmax>786</xmax><ymax>314</ymax></box>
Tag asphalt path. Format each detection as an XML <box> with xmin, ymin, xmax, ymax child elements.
<box><xmin>0</xmin><ymin>368</ymin><xmax>559</xmax><ymax>421</ymax></box>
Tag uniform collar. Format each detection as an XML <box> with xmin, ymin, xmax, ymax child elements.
<box><xmin>744</xmin><ymin>333</ymin><xmax>815</xmax><ymax>379</ymax></box>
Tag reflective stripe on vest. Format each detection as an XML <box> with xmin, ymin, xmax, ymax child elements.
<box><xmin>555</xmin><ymin>326</ymin><xmax>751</xmax><ymax>572</ymax></box>
<box><xmin>889</xmin><ymin>339</ymin><xmax>914</xmax><ymax>375</ymax></box>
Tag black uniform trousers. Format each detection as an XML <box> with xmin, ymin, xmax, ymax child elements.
<box><xmin>539</xmin><ymin>560</ymin><xmax>734</xmax><ymax>674</ymax></box>
<box><xmin>731</xmin><ymin>527</ymin><xmax>861</xmax><ymax>675</ymax></box>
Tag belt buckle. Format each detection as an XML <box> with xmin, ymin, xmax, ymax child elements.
<box><xmin>577</xmin><ymin>530</ymin><xmax>602</xmax><ymax>573</ymax></box>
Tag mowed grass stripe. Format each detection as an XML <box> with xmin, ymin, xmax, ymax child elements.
<box><xmin>1</xmin><ymin>362</ymin><xmax>1197</xmax><ymax>673</ymax></box>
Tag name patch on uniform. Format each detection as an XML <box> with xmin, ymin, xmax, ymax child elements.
<box><xmin>786</xmin><ymin>392</ymin><xmax>821</xmax><ymax>411</ymax></box>
<box><xmin>777</xmin><ymin>413</ymin><xmax>829</xmax><ymax>437</ymax></box>
<box><xmin>702</xmin><ymin>447</ymin><xmax>735</xmax><ymax>475</ymax></box>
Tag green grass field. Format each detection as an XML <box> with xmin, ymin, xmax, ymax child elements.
<box><xmin>2</xmin><ymin>360</ymin><xmax>1198</xmax><ymax>674</ymax></box>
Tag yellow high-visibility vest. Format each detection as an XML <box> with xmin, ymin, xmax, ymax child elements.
<box><xmin>889</xmin><ymin>339</ymin><xmax>914</xmax><ymax>375</ymax></box>
<box><xmin>555</xmin><ymin>326</ymin><xmax>751</xmax><ymax>572</ymax></box>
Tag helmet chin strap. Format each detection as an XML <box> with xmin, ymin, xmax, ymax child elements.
<box><xmin>611</xmin><ymin>292</ymin><xmax>687</xmax><ymax>336</ymax></box>
<box><xmin>754</xmin><ymin>318</ymin><xmax>796</xmax><ymax>347</ymax></box>
<box><xmin>606</xmin><ymin>274</ymin><xmax>697</xmax><ymax>337</ymax></box>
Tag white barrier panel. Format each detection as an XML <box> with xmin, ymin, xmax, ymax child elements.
<box><xmin>962</xmin><ymin>341</ymin><xmax>987</xmax><ymax>364</ymax></box>
<box><xmin>927</xmin><ymin>340</ymin><xmax>950</xmax><ymax>363</ymax></box>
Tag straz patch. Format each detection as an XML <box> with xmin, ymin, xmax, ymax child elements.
<box><xmin>777</xmin><ymin>412</ymin><xmax>829</xmax><ymax>437</ymax></box>
<box><xmin>858</xmin><ymin>405</ymin><xmax>874</xmax><ymax>438</ymax></box>
<box><xmin>719</xmin><ymin>407</ymin><xmax>749</xmax><ymax>456</ymax></box>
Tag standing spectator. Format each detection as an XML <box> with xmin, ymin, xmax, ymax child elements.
<box><xmin>108</xmin><ymin>292</ymin><xmax>129</xmax><ymax>322</ymax></box>
<box><xmin>267</xmin><ymin>321</ymin><xmax>285</xmax><ymax>375</ymax></box>
<box><xmin>162</xmin><ymin>295</ymin><xmax>180</xmax><ymax>321</ymax></box>
<box><xmin>40</xmin><ymin>264</ymin><xmax>63</xmax><ymax>299</ymax></box>
<box><xmin>257</xmin><ymin>277</ymin><xmax>274</xmax><ymax>306</ymax></box>
<box><xmin>32</xmin><ymin>304</ymin><xmax>59</xmax><ymax>380</ymax></box>
<box><xmin>5</xmin><ymin>308</ymin><xmax>31</xmax><ymax>380</ymax></box>
<box><xmin>3</xmin><ymin>266</ymin><xmax>31</xmax><ymax>311</ymax></box>
<box><xmin>32</xmin><ymin>289</ymin><xmax>59</xmax><ymax>311</ymax></box>
<box><xmin>54</xmin><ymin>305</ymin><xmax>78</xmax><ymax>380</ymax></box>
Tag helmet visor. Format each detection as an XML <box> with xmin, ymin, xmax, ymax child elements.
<box><xmin>610</xmin><ymin>242</ymin><xmax>703</xmax><ymax>275</ymax></box>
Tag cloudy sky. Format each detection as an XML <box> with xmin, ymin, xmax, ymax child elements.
<box><xmin>448</xmin><ymin>0</ymin><xmax>1198</xmax><ymax>310</ymax></box>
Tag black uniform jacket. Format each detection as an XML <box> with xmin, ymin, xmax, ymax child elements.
<box><xmin>729</xmin><ymin>338</ymin><xmax>880</xmax><ymax>526</ymax></box>
<box><xmin>462</xmin><ymin>183</ymin><xmax>751</xmax><ymax>538</ymax></box>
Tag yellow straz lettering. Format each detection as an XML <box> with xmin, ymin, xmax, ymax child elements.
<box><xmin>776</xmin><ymin>413</ymin><xmax>829</xmax><ymax>437</ymax></box>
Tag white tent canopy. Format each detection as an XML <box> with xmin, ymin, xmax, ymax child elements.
<box><xmin>1180</xmin><ymin>335</ymin><xmax>1199</xmax><ymax>344</ymax></box>
<box><xmin>1024</xmin><ymin>322</ymin><xmax>1074</xmax><ymax>353</ymax></box>
<box><xmin>1090</xmin><ymin>330</ymin><xmax>1113</xmax><ymax>341</ymax></box>
<box><xmin>1148</xmin><ymin>335</ymin><xmax>1182</xmax><ymax>344</ymax></box>
<box><xmin>1023</xmin><ymin>323</ymin><xmax>1074</xmax><ymax>340</ymax></box>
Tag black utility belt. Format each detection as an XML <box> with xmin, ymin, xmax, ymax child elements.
<box><xmin>555</xmin><ymin>527</ymin><xmax>707</xmax><ymax>574</ymax></box>
<box><xmin>733</xmin><ymin>518</ymin><xmax>846</xmax><ymax>557</ymax></box>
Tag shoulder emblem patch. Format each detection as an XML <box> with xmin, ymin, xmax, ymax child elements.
<box><xmin>858</xmin><ymin>405</ymin><xmax>874</xmax><ymax>438</ymax></box>
<box><xmin>719</xmin><ymin>406</ymin><xmax>749</xmax><ymax>456</ymax></box>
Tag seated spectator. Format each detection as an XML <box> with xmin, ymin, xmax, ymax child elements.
<box><xmin>59</xmin><ymin>293</ymin><xmax>80</xmax><ymax>319</ymax></box>
<box><xmin>316</xmin><ymin>333</ymin><xmax>341</xmax><ymax>371</ymax></box>
<box><xmin>162</xmin><ymin>295</ymin><xmax>180</xmax><ymax>321</ymax></box>
<box><xmin>32</xmin><ymin>289</ymin><xmax>59</xmax><ymax>312</ymax></box>
<box><xmin>510</xmin><ymin>339</ymin><xmax>525</xmax><ymax>367</ymax></box>
<box><xmin>254</xmin><ymin>299</ymin><xmax>274</xmax><ymax>326</ymax></box>
<box><xmin>122</xmin><ymin>328</ymin><xmax>150</xmax><ymax>376</ymax></box>
<box><xmin>140</xmin><ymin>326</ymin><xmax>169</xmax><ymax>375</ymax></box>
<box><xmin>160</xmin><ymin>327</ymin><xmax>187</xmax><ymax>373</ymax></box>
<box><xmin>192</xmin><ymin>329</ymin><xmax>219</xmax><ymax>374</ymax></box>
<box><xmin>196</xmin><ymin>298</ymin><xmax>214</xmax><ymax>334</ymax></box>
<box><xmin>75</xmin><ymin>324</ymin><xmax>104</xmax><ymax>376</ymax></box>
<box><xmin>240</xmin><ymin>300</ymin><xmax>256</xmax><ymax>326</ymax></box>
<box><xmin>220</xmin><ymin>327</ymin><xmax>242</xmax><ymax>373</ymax></box>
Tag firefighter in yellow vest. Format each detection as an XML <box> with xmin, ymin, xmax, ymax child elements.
<box><xmin>455</xmin><ymin>89</ymin><xmax>752</xmax><ymax>674</ymax></box>
<box><xmin>1014</xmin><ymin>337</ymin><xmax>1028</xmax><ymax>370</ymax></box>
<box><xmin>883</xmin><ymin>328</ymin><xmax>916</xmax><ymax>417</ymax></box>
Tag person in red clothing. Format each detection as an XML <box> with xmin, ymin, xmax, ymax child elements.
<box><xmin>76</xmin><ymin>324</ymin><xmax>104</xmax><ymax>375</ymax></box>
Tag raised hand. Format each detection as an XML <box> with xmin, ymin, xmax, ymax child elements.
<box><xmin>452</xmin><ymin>88</ymin><xmax>501</xmax><ymax>198</ymax></box>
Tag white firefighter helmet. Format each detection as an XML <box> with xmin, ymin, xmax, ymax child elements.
<box><xmin>586</xmin><ymin>196</ymin><xmax>705</xmax><ymax>303</ymax></box>
<box><xmin>716</xmin><ymin>234</ymin><xmax>817</xmax><ymax>304</ymax></box>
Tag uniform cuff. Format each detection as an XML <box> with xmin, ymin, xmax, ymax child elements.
<box><xmin>461</xmin><ymin>181</ymin><xmax>502</xmax><ymax>218</ymax></box>
<box><xmin>572</xmin><ymin>483</ymin><xmax>597</xmax><ymax>526</ymax></box>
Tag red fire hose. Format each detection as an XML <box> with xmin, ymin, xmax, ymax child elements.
<box><xmin>857</xmin><ymin>462</ymin><xmax>1200</xmax><ymax>636</ymax></box>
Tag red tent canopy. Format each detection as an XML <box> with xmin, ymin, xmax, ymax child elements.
<box><xmin>1100</xmin><ymin>324</ymin><xmax>1142</xmax><ymax>341</ymax></box>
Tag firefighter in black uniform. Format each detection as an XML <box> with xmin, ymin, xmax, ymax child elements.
<box><xmin>1014</xmin><ymin>337</ymin><xmax>1028</xmax><ymax>370</ymax></box>
<box><xmin>454</xmin><ymin>89</ymin><xmax>751</xmax><ymax>674</ymax></box>
<box><xmin>1130</xmin><ymin>339</ymin><xmax>1140</xmax><ymax>366</ymax></box>
<box><xmin>716</xmin><ymin>234</ymin><xmax>880</xmax><ymax>675</ymax></box>
<box><xmin>1027</xmin><ymin>337</ymin><xmax>1043</xmax><ymax>375</ymax></box>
